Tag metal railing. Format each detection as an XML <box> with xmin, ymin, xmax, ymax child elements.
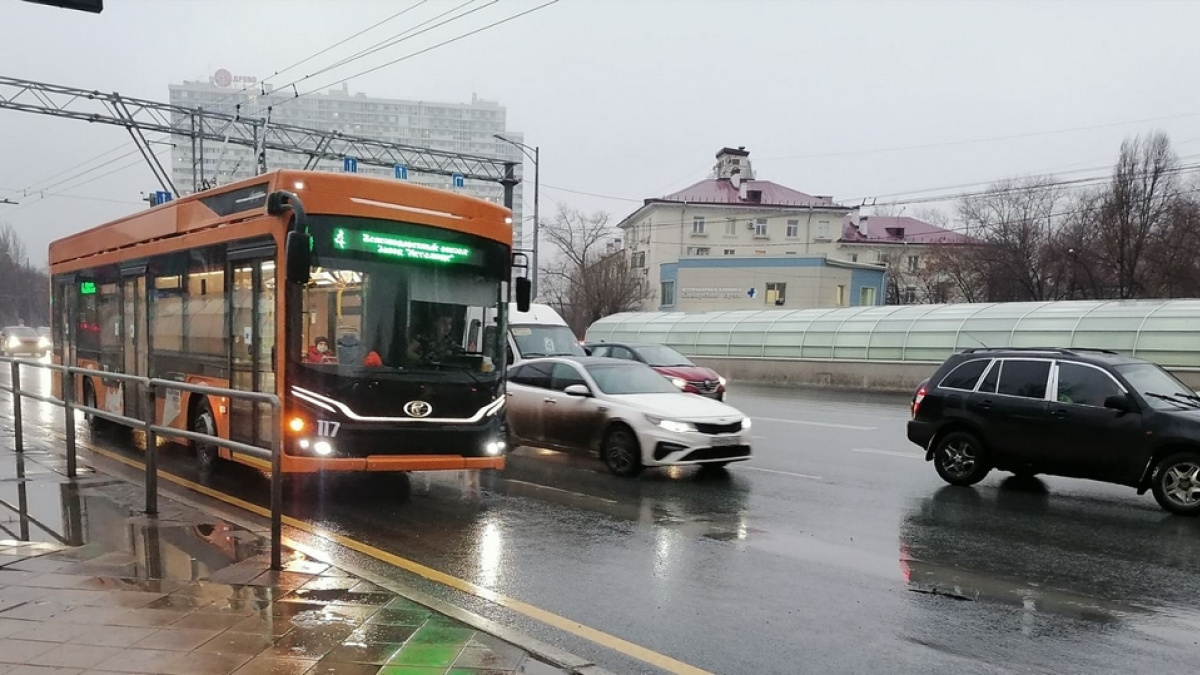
<box><xmin>0</xmin><ymin>356</ymin><xmax>284</xmax><ymax>570</ymax></box>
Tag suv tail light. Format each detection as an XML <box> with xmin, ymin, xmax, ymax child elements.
<box><xmin>912</xmin><ymin>386</ymin><xmax>927</xmax><ymax>418</ymax></box>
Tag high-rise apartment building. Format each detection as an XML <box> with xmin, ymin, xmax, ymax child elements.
<box><xmin>168</xmin><ymin>70</ymin><xmax>526</xmax><ymax>247</ymax></box>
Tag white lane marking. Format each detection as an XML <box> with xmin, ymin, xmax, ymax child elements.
<box><xmin>503</xmin><ymin>479</ymin><xmax>619</xmax><ymax>504</ymax></box>
<box><xmin>753</xmin><ymin>416</ymin><xmax>876</xmax><ymax>431</ymax></box>
<box><xmin>741</xmin><ymin>466</ymin><xmax>824</xmax><ymax>481</ymax></box>
<box><xmin>851</xmin><ymin>447</ymin><xmax>923</xmax><ymax>459</ymax></box>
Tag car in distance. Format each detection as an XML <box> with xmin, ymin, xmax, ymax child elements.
<box><xmin>908</xmin><ymin>347</ymin><xmax>1200</xmax><ymax>516</ymax></box>
<box><xmin>505</xmin><ymin>356</ymin><xmax>751</xmax><ymax>476</ymax></box>
<box><xmin>1</xmin><ymin>325</ymin><xmax>48</xmax><ymax>357</ymax></box>
<box><xmin>584</xmin><ymin>342</ymin><xmax>727</xmax><ymax>400</ymax></box>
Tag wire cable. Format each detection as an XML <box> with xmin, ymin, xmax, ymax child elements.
<box><xmin>294</xmin><ymin>0</ymin><xmax>560</xmax><ymax>100</ymax></box>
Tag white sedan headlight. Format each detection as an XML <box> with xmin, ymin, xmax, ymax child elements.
<box><xmin>645</xmin><ymin>414</ymin><xmax>695</xmax><ymax>433</ymax></box>
<box><xmin>38</xmin><ymin>337</ymin><xmax>50</xmax><ymax>349</ymax></box>
<box><xmin>741</xmin><ymin>417</ymin><xmax>752</xmax><ymax>430</ymax></box>
<box><xmin>6</xmin><ymin>336</ymin><xmax>19</xmax><ymax>349</ymax></box>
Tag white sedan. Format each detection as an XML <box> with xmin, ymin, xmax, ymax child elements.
<box><xmin>505</xmin><ymin>356</ymin><xmax>752</xmax><ymax>476</ymax></box>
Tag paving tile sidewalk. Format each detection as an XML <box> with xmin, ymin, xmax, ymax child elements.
<box><xmin>0</xmin><ymin>447</ymin><xmax>567</xmax><ymax>675</ymax></box>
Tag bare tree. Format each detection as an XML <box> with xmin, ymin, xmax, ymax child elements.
<box><xmin>1094</xmin><ymin>132</ymin><xmax>1180</xmax><ymax>298</ymax></box>
<box><xmin>0</xmin><ymin>223</ymin><xmax>49</xmax><ymax>327</ymax></box>
<box><xmin>955</xmin><ymin>176</ymin><xmax>1073</xmax><ymax>301</ymax></box>
<box><xmin>540</xmin><ymin>206</ymin><xmax>651</xmax><ymax>336</ymax></box>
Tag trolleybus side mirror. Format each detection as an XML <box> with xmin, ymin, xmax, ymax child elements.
<box><xmin>286</xmin><ymin>231</ymin><xmax>312</xmax><ymax>284</ymax></box>
<box><xmin>515</xmin><ymin>277</ymin><xmax>532</xmax><ymax>313</ymax></box>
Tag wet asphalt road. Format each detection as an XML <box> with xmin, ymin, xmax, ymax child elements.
<box><xmin>2</xmin><ymin>364</ymin><xmax>1200</xmax><ymax>674</ymax></box>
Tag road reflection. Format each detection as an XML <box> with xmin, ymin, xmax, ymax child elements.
<box><xmin>899</xmin><ymin>481</ymin><xmax>1200</xmax><ymax>625</ymax></box>
<box><xmin>497</xmin><ymin>448</ymin><xmax>752</xmax><ymax>541</ymax></box>
<box><xmin>0</xmin><ymin>446</ymin><xmax>267</xmax><ymax>581</ymax></box>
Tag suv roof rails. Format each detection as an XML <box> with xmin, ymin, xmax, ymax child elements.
<box><xmin>960</xmin><ymin>347</ymin><xmax>1119</xmax><ymax>356</ymax></box>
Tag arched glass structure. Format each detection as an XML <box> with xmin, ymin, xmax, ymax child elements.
<box><xmin>585</xmin><ymin>300</ymin><xmax>1200</xmax><ymax>368</ymax></box>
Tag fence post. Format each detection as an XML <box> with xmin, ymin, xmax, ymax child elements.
<box><xmin>63</xmin><ymin>369</ymin><xmax>76</xmax><ymax>478</ymax></box>
<box><xmin>144</xmin><ymin>383</ymin><xmax>158</xmax><ymax>516</ymax></box>
<box><xmin>10</xmin><ymin>361</ymin><xmax>22</xmax><ymax>454</ymax></box>
<box><xmin>269</xmin><ymin>400</ymin><xmax>283</xmax><ymax>572</ymax></box>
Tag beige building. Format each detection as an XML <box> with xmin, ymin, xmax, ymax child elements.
<box><xmin>618</xmin><ymin>146</ymin><xmax>971</xmax><ymax>309</ymax></box>
<box><xmin>664</xmin><ymin>255</ymin><xmax>886</xmax><ymax>312</ymax></box>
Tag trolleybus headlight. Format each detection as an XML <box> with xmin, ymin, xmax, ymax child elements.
<box><xmin>485</xmin><ymin>440</ymin><xmax>505</xmax><ymax>455</ymax></box>
<box><xmin>298</xmin><ymin>439</ymin><xmax>311</xmax><ymax>450</ymax></box>
<box><xmin>313</xmin><ymin>440</ymin><xmax>334</xmax><ymax>456</ymax></box>
<box><xmin>288</xmin><ymin>416</ymin><xmax>306</xmax><ymax>433</ymax></box>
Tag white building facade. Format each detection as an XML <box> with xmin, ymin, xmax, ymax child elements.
<box><xmin>619</xmin><ymin>147</ymin><xmax>856</xmax><ymax>310</ymax></box>
<box><xmin>619</xmin><ymin>147</ymin><xmax>974</xmax><ymax>310</ymax></box>
<box><xmin>168</xmin><ymin>71</ymin><xmax>527</xmax><ymax>247</ymax></box>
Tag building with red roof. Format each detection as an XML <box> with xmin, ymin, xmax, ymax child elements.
<box><xmin>617</xmin><ymin>147</ymin><xmax>970</xmax><ymax>310</ymax></box>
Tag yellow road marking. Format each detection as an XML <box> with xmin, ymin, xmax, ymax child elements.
<box><xmin>77</xmin><ymin>441</ymin><xmax>713</xmax><ymax>675</ymax></box>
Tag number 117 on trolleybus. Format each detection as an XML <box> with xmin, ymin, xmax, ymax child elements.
<box><xmin>48</xmin><ymin>170</ymin><xmax>531</xmax><ymax>475</ymax></box>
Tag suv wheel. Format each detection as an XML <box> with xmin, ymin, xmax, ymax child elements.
<box><xmin>933</xmin><ymin>431</ymin><xmax>990</xmax><ymax>486</ymax></box>
<box><xmin>1151</xmin><ymin>452</ymin><xmax>1200</xmax><ymax>516</ymax></box>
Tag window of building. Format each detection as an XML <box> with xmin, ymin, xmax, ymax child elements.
<box><xmin>755</xmin><ymin>249</ymin><xmax>767</xmax><ymax>255</ymax></box>
<box><xmin>723</xmin><ymin>249</ymin><xmax>736</xmax><ymax>255</ymax></box>
<box><xmin>766</xmin><ymin>282</ymin><xmax>786</xmax><ymax>306</ymax></box>
<box><xmin>904</xmin><ymin>286</ymin><xmax>917</xmax><ymax>304</ymax></box>
<box><xmin>725</xmin><ymin>218</ymin><xmax>737</xmax><ymax>236</ymax></box>
<box><xmin>932</xmin><ymin>282</ymin><xmax>950</xmax><ymax>304</ymax></box>
<box><xmin>692</xmin><ymin>216</ymin><xmax>706</xmax><ymax>235</ymax></box>
<box><xmin>907</xmin><ymin>255</ymin><xmax>920</xmax><ymax>272</ymax></box>
<box><xmin>997</xmin><ymin>360</ymin><xmax>1051</xmax><ymax>399</ymax></box>
<box><xmin>860</xmin><ymin>286</ymin><xmax>877</xmax><ymax>306</ymax></box>
<box><xmin>630</xmin><ymin>251</ymin><xmax>646</xmax><ymax>269</ymax></box>
<box><xmin>849</xmin><ymin>253</ymin><xmax>859</xmax><ymax>263</ymax></box>
<box><xmin>661</xmin><ymin>281</ymin><xmax>676</xmax><ymax>306</ymax></box>
<box><xmin>786</xmin><ymin>220</ymin><xmax>799</xmax><ymax>238</ymax></box>
<box><xmin>754</xmin><ymin>219</ymin><xmax>768</xmax><ymax>237</ymax></box>
<box><xmin>816</xmin><ymin>221</ymin><xmax>830</xmax><ymax>239</ymax></box>
<box><xmin>836</xmin><ymin>284</ymin><xmax>847</xmax><ymax>306</ymax></box>
<box><xmin>687</xmin><ymin>246</ymin><xmax>710</xmax><ymax>256</ymax></box>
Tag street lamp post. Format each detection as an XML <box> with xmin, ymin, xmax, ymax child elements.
<box><xmin>494</xmin><ymin>134</ymin><xmax>538</xmax><ymax>299</ymax></box>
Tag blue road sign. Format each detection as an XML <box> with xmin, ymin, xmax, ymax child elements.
<box><xmin>452</xmin><ymin>173</ymin><xmax>465</xmax><ymax>188</ymax></box>
<box><xmin>343</xmin><ymin>157</ymin><xmax>358</xmax><ymax>173</ymax></box>
<box><xmin>153</xmin><ymin>191</ymin><xmax>173</xmax><ymax>206</ymax></box>
<box><xmin>747</xmin><ymin>287</ymin><xmax>757</xmax><ymax>299</ymax></box>
<box><xmin>394</xmin><ymin>164</ymin><xmax>408</xmax><ymax>180</ymax></box>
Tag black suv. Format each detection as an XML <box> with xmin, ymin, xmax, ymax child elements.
<box><xmin>908</xmin><ymin>348</ymin><xmax>1200</xmax><ymax>516</ymax></box>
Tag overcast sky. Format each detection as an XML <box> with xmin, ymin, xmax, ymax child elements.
<box><xmin>2</xmin><ymin>0</ymin><xmax>1199</xmax><ymax>264</ymax></box>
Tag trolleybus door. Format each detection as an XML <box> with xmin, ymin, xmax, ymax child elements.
<box><xmin>229</xmin><ymin>257</ymin><xmax>276</xmax><ymax>450</ymax></box>
<box><xmin>121</xmin><ymin>271</ymin><xmax>148</xmax><ymax>421</ymax></box>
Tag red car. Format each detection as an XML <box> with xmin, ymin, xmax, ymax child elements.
<box><xmin>585</xmin><ymin>342</ymin><xmax>727</xmax><ymax>400</ymax></box>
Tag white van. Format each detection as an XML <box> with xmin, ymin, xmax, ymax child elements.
<box><xmin>507</xmin><ymin>302</ymin><xmax>586</xmax><ymax>363</ymax></box>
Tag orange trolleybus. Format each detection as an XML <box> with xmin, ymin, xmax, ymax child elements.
<box><xmin>49</xmin><ymin>170</ymin><xmax>530</xmax><ymax>475</ymax></box>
